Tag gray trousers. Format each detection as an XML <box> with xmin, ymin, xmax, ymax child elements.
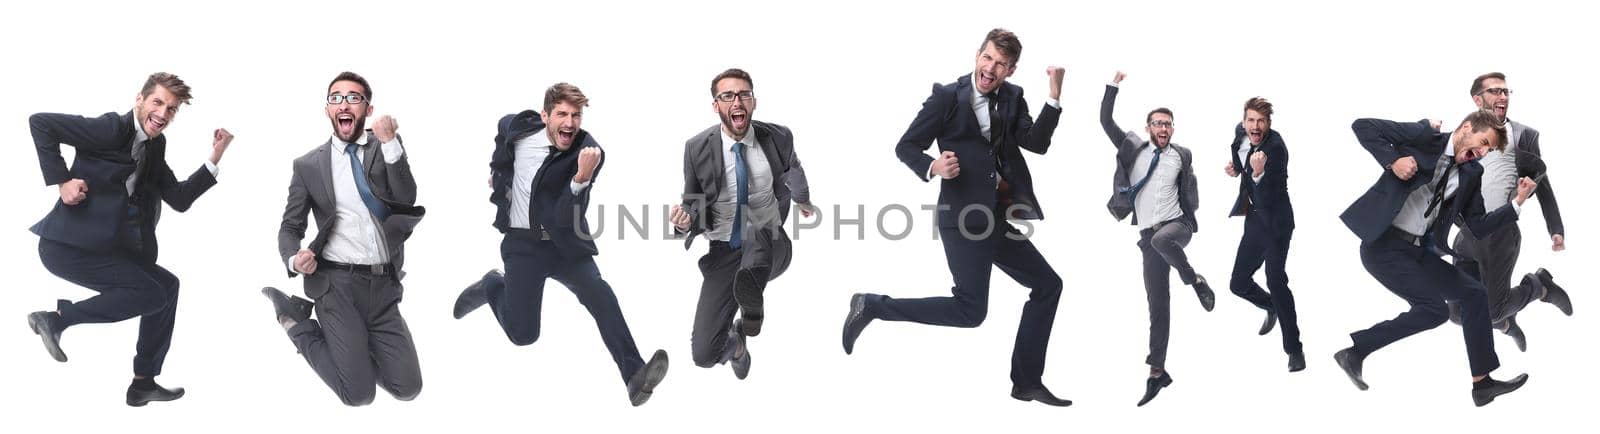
<box><xmin>287</xmin><ymin>268</ymin><xmax>422</xmax><ymax>406</ymax></box>
<box><xmin>1450</xmin><ymin>226</ymin><xmax>1544</xmax><ymax>327</ymax></box>
<box><xmin>1138</xmin><ymin>220</ymin><xmax>1198</xmax><ymax>369</ymax></box>
<box><xmin>690</xmin><ymin>226</ymin><xmax>791</xmax><ymax>367</ymax></box>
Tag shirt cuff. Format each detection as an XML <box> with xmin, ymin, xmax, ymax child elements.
<box><xmin>381</xmin><ymin>138</ymin><xmax>405</xmax><ymax>164</ymax></box>
<box><xmin>925</xmin><ymin>164</ymin><xmax>937</xmax><ymax>182</ymax></box>
<box><xmin>1108</xmin><ymin>82</ymin><xmax>1120</xmax><ymax>88</ymax></box>
<box><xmin>1251</xmin><ymin>173</ymin><xmax>1264</xmax><ymax>184</ymax></box>
<box><xmin>286</xmin><ymin>256</ymin><xmax>298</xmax><ymax>275</ymax></box>
<box><xmin>203</xmin><ymin>161</ymin><xmax>220</xmax><ymax>178</ymax></box>
<box><xmin>570</xmin><ymin>180</ymin><xmax>591</xmax><ymax>194</ymax></box>
<box><xmin>1512</xmin><ymin>200</ymin><xmax>1523</xmax><ymax>216</ymax></box>
<box><xmin>1045</xmin><ymin>98</ymin><xmax>1060</xmax><ymax>109</ymax></box>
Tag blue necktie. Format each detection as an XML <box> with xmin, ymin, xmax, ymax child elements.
<box><xmin>1120</xmin><ymin>147</ymin><xmax>1163</xmax><ymax>197</ymax></box>
<box><xmin>730</xmin><ymin>142</ymin><xmax>749</xmax><ymax>250</ymax></box>
<box><xmin>345</xmin><ymin>143</ymin><xmax>390</xmax><ymax>221</ymax></box>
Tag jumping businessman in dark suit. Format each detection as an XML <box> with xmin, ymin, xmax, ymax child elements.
<box><xmin>26</xmin><ymin>72</ymin><xmax>232</xmax><ymax>406</ymax></box>
<box><xmin>263</xmin><ymin>72</ymin><xmax>425</xmax><ymax>407</ymax></box>
<box><xmin>841</xmin><ymin>28</ymin><xmax>1072</xmax><ymax>407</ymax></box>
<box><xmin>670</xmin><ymin>68</ymin><xmax>813</xmax><ymax>380</ymax></box>
<box><xmin>452</xmin><ymin>83</ymin><xmax>670</xmax><ymax>407</ymax></box>
<box><xmin>1333</xmin><ymin>110</ymin><xmax>1536</xmax><ymax>407</ymax></box>
<box><xmin>1221</xmin><ymin>97</ymin><xmax>1305</xmax><ymax>372</ymax></box>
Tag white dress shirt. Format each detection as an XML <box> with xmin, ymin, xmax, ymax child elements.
<box><xmin>1131</xmin><ymin>145</ymin><xmax>1184</xmax><ymax>230</ymax></box>
<box><xmin>706</xmin><ymin>129</ymin><xmax>778</xmax><ymax>242</ymax></box>
<box><xmin>507</xmin><ymin>129</ymin><xmax>591</xmax><ymax>229</ymax></box>
<box><xmin>289</xmin><ymin>133</ymin><xmax>404</xmax><ymax>273</ymax></box>
<box><xmin>1238</xmin><ymin>141</ymin><xmax>1263</xmax><ymax>184</ymax></box>
<box><xmin>1476</xmin><ymin>120</ymin><xmax>1520</xmax><ymax>210</ymax></box>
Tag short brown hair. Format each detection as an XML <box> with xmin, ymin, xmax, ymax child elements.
<box><xmin>328</xmin><ymin>71</ymin><xmax>373</xmax><ymax>101</ymax></box>
<box><xmin>1470</xmin><ymin>72</ymin><xmax>1506</xmax><ymax>96</ymax></box>
<box><xmin>1244</xmin><ymin>97</ymin><xmax>1273</xmax><ymax>122</ymax></box>
<box><xmin>979</xmin><ymin>28</ymin><xmax>1022</xmax><ymax>64</ymax></box>
<box><xmin>141</xmin><ymin>72</ymin><xmax>193</xmax><ymax>105</ymax></box>
<box><xmin>1147</xmin><ymin>107</ymin><xmax>1174</xmax><ymax>125</ymax></box>
<box><xmin>1459</xmin><ymin>110</ymin><xmax>1509</xmax><ymax>151</ymax></box>
<box><xmin>710</xmin><ymin>68</ymin><xmax>753</xmax><ymax>98</ymax></box>
<box><xmin>543</xmin><ymin>82</ymin><xmax>589</xmax><ymax>113</ymax></box>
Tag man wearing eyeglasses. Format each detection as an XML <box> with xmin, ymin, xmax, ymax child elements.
<box><xmin>669</xmin><ymin>69</ymin><xmax>813</xmax><ymax>380</ymax></box>
<box><xmin>1100</xmin><ymin>71</ymin><xmax>1213</xmax><ymax>407</ymax></box>
<box><xmin>841</xmin><ymin>28</ymin><xmax>1072</xmax><ymax>407</ymax></box>
<box><xmin>1444</xmin><ymin>73</ymin><xmax>1572</xmax><ymax>352</ymax></box>
<box><xmin>1221</xmin><ymin>97</ymin><xmax>1305</xmax><ymax>373</ymax></box>
<box><xmin>25</xmin><ymin>72</ymin><xmax>232</xmax><ymax>406</ymax></box>
<box><xmin>263</xmin><ymin>71</ymin><xmax>425</xmax><ymax>406</ymax></box>
<box><xmin>451</xmin><ymin>83</ymin><xmax>670</xmax><ymax>407</ymax></box>
<box><xmin>1334</xmin><ymin>111</ymin><xmax>1536</xmax><ymax>407</ymax></box>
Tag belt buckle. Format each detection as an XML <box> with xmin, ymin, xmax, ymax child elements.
<box><xmin>369</xmin><ymin>264</ymin><xmax>386</xmax><ymax>275</ymax></box>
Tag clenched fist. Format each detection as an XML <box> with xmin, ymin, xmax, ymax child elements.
<box><xmin>210</xmin><ymin>128</ymin><xmax>234</xmax><ymax>165</ymax></box>
<box><xmin>574</xmin><ymin>147</ymin><xmax>603</xmax><ymax>184</ymax></box>
<box><xmin>670</xmin><ymin>204</ymin><xmax>691</xmax><ymax>232</ymax></box>
<box><xmin>293</xmin><ymin>249</ymin><xmax>318</xmax><ymax>275</ymax></box>
<box><xmin>1224</xmin><ymin>161</ymin><xmax>1238</xmax><ymax>178</ymax></box>
<box><xmin>1249</xmin><ymin>150</ymin><xmax>1267</xmax><ymax>176</ymax></box>
<box><xmin>1113</xmin><ymin>70</ymin><xmax>1127</xmax><ymax>85</ymax></box>
<box><xmin>1514</xmin><ymin>176</ymin><xmax>1536</xmax><ymax>206</ymax></box>
<box><xmin>371</xmin><ymin>115</ymin><xmax>399</xmax><ymax>143</ymax></box>
<box><xmin>1391</xmin><ymin>156</ymin><xmax>1418</xmax><ymax>181</ymax></box>
<box><xmin>1046</xmin><ymin>66</ymin><xmax>1065</xmax><ymax>100</ymax></box>
<box><xmin>59</xmin><ymin>179</ymin><xmax>88</xmax><ymax>205</ymax></box>
<box><xmin>931</xmin><ymin>151</ymin><xmax>960</xmax><ymax>179</ymax></box>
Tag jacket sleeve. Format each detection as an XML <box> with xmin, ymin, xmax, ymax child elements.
<box><xmin>30</xmin><ymin>112</ymin><xmax>126</xmax><ymax>186</ymax></box>
<box><xmin>155</xmin><ymin>160</ymin><xmax>217</xmax><ymax>212</ymax></box>
<box><xmin>1352</xmin><ymin>118</ymin><xmax>1433</xmax><ymax>170</ymax></box>
<box><xmin>1100</xmin><ymin>85</ymin><xmax>1128</xmax><ymax>148</ymax></box>
<box><xmin>895</xmin><ymin>83</ymin><xmax>947</xmax><ymax>182</ymax></box>
<box><xmin>1014</xmin><ymin>88</ymin><xmax>1060</xmax><ymax>155</ymax></box>
<box><xmin>278</xmin><ymin>163</ymin><xmax>311</xmax><ymax>278</ymax></box>
<box><xmin>1517</xmin><ymin>129</ymin><xmax>1563</xmax><ymax>236</ymax></box>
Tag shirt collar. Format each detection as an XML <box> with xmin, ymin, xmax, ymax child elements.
<box><xmin>330</xmin><ymin>131</ymin><xmax>372</xmax><ymax>149</ymax></box>
<box><xmin>722</xmin><ymin>126</ymin><xmax>758</xmax><ymax>152</ymax></box>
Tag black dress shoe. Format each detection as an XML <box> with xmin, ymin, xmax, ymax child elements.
<box><xmin>1471</xmin><ymin>373</ymin><xmax>1528</xmax><ymax>407</ymax></box>
<box><xmin>262</xmin><ymin>287</ymin><xmax>313</xmax><ymax>324</ymax></box>
<box><xmin>842</xmin><ymin>293</ymin><xmax>874</xmax><ymax>355</ymax></box>
<box><xmin>1288</xmin><ymin>351</ymin><xmax>1306</xmax><ymax>372</ymax></box>
<box><xmin>1259</xmin><ymin>309</ymin><xmax>1277</xmax><ymax>336</ymax></box>
<box><xmin>627</xmin><ymin>350</ymin><xmax>670</xmax><ymax>407</ymax></box>
<box><xmin>1136</xmin><ymin>371</ymin><xmax>1174</xmax><ymax>406</ymax></box>
<box><xmin>730</xmin><ymin>319</ymin><xmax>752</xmax><ymax>380</ymax></box>
<box><xmin>1334</xmin><ymin>347</ymin><xmax>1368</xmax><ymax>391</ymax></box>
<box><xmin>734</xmin><ymin>267</ymin><xmax>769</xmax><ymax>336</ymax></box>
<box><xmin>1503</xmin><ymin>316</ymin><xmax>1527</xmax><ymax>352</ymax></box>
<box><xmin>1193</xmin><ymin>276</ymin><xmax>1216</xmax><ymax>312</ymax></box>
<box><xmin>1535</xmin><ymin>269</ymin><xmax>1572</xmax><ymax>316</ymax></box>
<box><xmin>27</xmin><ymin>311</ymin><xmax>68</xmax><ymax>362</ymax></box>
<box><xmin>127</xmin><ymin>380</ymin><xmax>185</xmax><ymax>407</ymax></box>
<box><xmin>1011</xmin><ymin>384</ymin><xmax>1073</xmax><ymax>407</ymax></box>
<box><xmin>454</xmin><ymin>269</ymin><xmax>501</xmax><ymax>319</ymax></box>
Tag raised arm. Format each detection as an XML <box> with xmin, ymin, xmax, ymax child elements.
<box><xmin>895</xmin><ymin>83</ymin><xmax>949</xmax><ymax>182</ymax></box>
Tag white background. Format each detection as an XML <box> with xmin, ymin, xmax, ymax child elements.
<box><xmin>1</xmin><ymin>0</ymin><xmax>1594</xmax><ymax>431</ymax></box>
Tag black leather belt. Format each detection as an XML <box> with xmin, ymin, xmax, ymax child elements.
<box><xmin>1385</xmin><ymin>226</ymin><xmax>1423</xmax><ymax>246</ymax></box>
<box><xmin>509</xmin><ymin>226</ymin><xmax>553</xmax><ymax>241</ymax></box>
<box><xmin>317</xmin><ymin>259</ymin><xmax>395</xmax><ymax>276</ymax></box>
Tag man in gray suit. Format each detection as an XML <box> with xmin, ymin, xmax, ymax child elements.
<box><xmin>1447</xmin><ymin>72</ymin><xmax>1572</xmax><ymax>351</ymax></box>
<box><xmin>1100</xmin><ymin>71</ymin><xmax>1214</xmax><ymax>407</ymax></box>
<box><xmin>669</xmin><ymin>68</ymin><xmax>813</xmax><ymax>379</ymax></box>
<box><xmin>262</xmin><ymin>71</ymin><xmax>425</xmax><ymax>407</ymax></box>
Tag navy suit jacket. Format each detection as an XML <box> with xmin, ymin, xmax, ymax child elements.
<box><xmin>1338</xmin><ymin>118</ymin><xmax>1517</xmax><ymax>256</ymax></box>
<box><xmin>489</xmin><ymin>110</ymin><xmax>604</xmax><ymax>257</ymax></box>
<box><xmin>895</xmin><ymin>74</ymin><xmax>1061</xmax><ymax>228</ymax></box>
<box><xmin>1228</xmin><ymin>123</ymin><xmax>1295</xmax><ymax>235</ymax></box>
<box><xmin>29</xmin><ymin>111</ymin><xmax>215</xmax><ymax>263</ymax></box>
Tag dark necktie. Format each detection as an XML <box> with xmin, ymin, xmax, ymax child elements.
<box><xmin>344</xmin><ymin>143</ymin><xmax>390</xmax><ymax>221</ymax></box>
<box><xmin>1121</xmin><ymin>147</ymin><xmax>1164</xmax><ymax>197</ymax></box>
<box><xmin>986</xmin><ymin>92</ymin><xmax>1000</xmax><ymax>142</ymax></box>
<box><xmin>730</xmin><ymin>142</ymin><xmax>749</xmax><ymax>250</ymax></box>
<box><xmin>1423</xmin><ymin>156</ymin><xmax>1457</xmax><ymax>220</ymax></box>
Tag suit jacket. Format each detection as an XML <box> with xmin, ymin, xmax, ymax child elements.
<box><xmin>678</xmin><ymin>120</ymin><xmax>810</xmax><ymax>247</ymax></box>
<box><xmin>895</xmin><ymin>74</ymin><xmax>1061</xmax><ymax>228</ymax></box>
<box><xmin>1338</xmin><ymin>118</ymin><xmax>1517</xmax><ymax>256</ymax></box>
<box><xmin>1227</xmin><ymin>123</ymin><xmax>1295</xmax><ymax>235</ymax></box>
<box><xmin>488</xmin><ymin>110</ymin><xmax>604</xmax><ymax>258</ymax></box>
<box><xmin>29</xmin><ymin>111</ymin><xmax>216</xmax><ymax>263</ymax></box>
<box><xmin>1099</xmin><ymin>85</ymin><xmax>1200</xmax><ymax>231</ymax></box>
<box><xmin>278</xmin><ymin>131</ymin><xmax>424</xmax><ymax>297</ymax></box>
<box><xmin>1460</xmin><ymin>120</ymin><xmax>1563</xmax><ymax>238</ymax></box>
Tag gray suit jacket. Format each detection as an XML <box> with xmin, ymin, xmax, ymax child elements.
<box><xmin>277</xmin><ymin>133</ymin><xmax>425</xmax><ymax>298</ymax></box>
<box><xmin>1099</xmin><ymin>85</ymin><xmax>1200</xmax><ymax>231</ymax></box>
<box><xmin>678</xmin><ymin>121</ymin><xmax>810</xmax><ymax>277</ymax></box>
